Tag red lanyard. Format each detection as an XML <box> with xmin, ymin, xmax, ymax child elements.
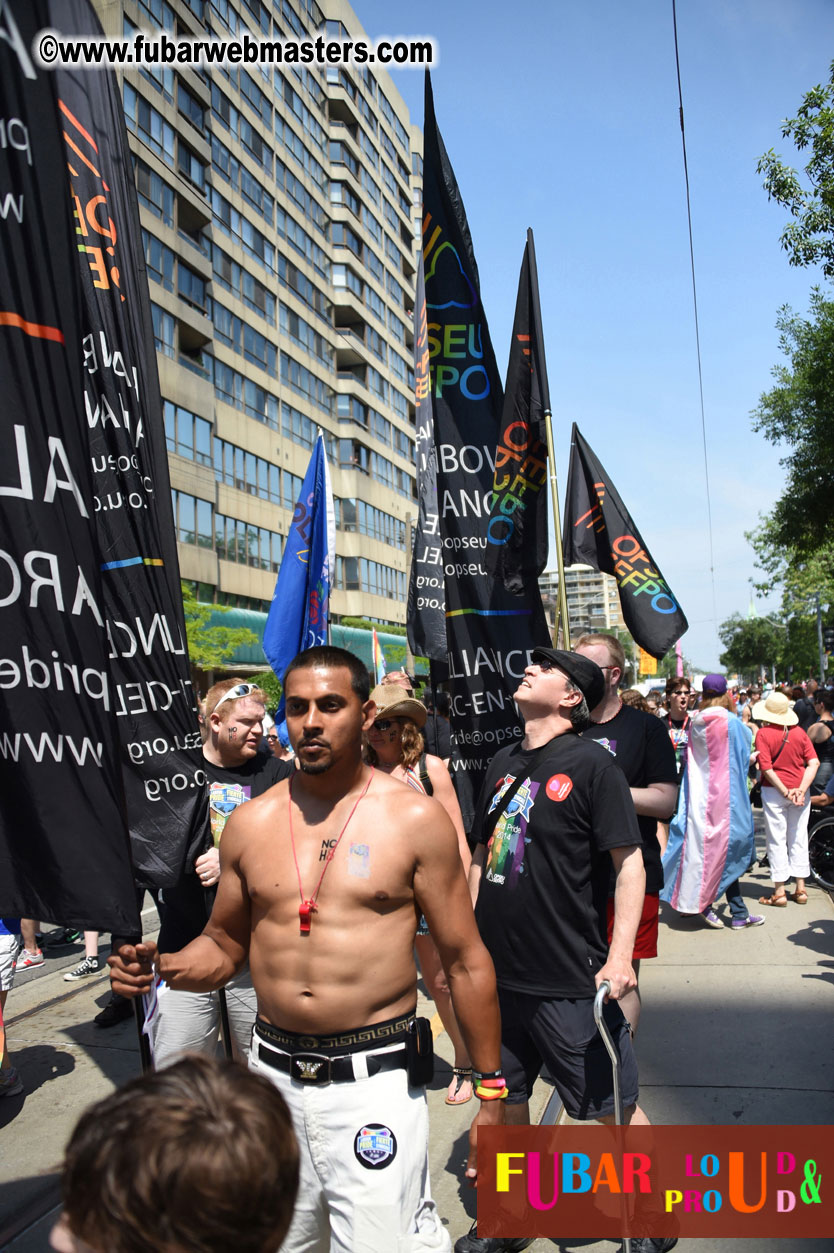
<box><xmin>666</xmin><ymin>714</ymin><xmax>690</xmax><ymax>747</ymax></box>
<box><xmin>288</xmin><ymin>768</ymin><xmax>375</xmax><ymax>933</ymax></box>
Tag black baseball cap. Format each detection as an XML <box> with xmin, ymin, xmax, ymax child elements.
<box><xmin>530</xmin><ymin>648</ymin><xmax>606</xmax><ymax>710</ymax></box>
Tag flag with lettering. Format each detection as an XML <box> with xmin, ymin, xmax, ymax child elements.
<box><xmin>263</xmin><ymin>433</ymin><xmax>335</xmax><ymax>713</ymax></box>
<box><xmin>563</xmin><ymin>424</ymin><xmax>688</xmax><ymax>658</ymax></box>
<box><xmin>406</xmin><ymin>252</ymin><xmax>447</xmax><ymax>662</ymax></box>
<box><xmin>422</xmin><ymin>73</ymin><xmax>549</xmax><ymax>826</ymax></box>
<box><xmin>486</xmin><ymin>229</ymin><xmax>550</xmax><ymax>592</ymax></box>
<box><xmin>52</xmin><ymin>0</ymin><xmax>210</xmax><ymax>897</ymax></box>
<box><xmin>0</xmin><ymin>0</ymin><xmax>136</xmax><ymax>931</ymax></box>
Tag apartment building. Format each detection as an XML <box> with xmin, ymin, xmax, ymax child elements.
<box><xmin>540</xmin><ymin>564</ymin><xmax>626</xmax><ymax>637</ymax></box>
<box><xmin>93</xmin><ymin>0</ymin><xmax>421</xmax><ymax>627</ymax></box>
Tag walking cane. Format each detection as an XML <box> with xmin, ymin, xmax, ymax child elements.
<box><xmin>594</xmin><ymin>981</ymin><xmax>631</xmax><ymax>1253</ymax></box>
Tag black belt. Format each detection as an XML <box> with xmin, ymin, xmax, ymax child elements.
<box><xmin>257</xmin><ymin>1041</ymin><xmax>408</xmax><ymax>1085</ymax></box>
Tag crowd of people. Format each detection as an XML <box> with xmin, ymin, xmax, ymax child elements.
<box><xmin>3</xmin><ymin>641</ymin><xmax>829</xmax><ymax>1253</ymax></box>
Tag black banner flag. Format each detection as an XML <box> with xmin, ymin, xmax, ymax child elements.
<box><xmin>486</xmin><ymin>229</ymin><xmax>550</xmax><ymax>593</ymax></box>
<box><xmin>422</xmin><ymin>74</ymin><xmax>549</xmax><ymax>826</ymax></box>
<box><xmin>0</xmin><ymin>0</ymin><xmax>208</xmax><ymax>931</ymax></box>
<box><xmin>53</xmin><ymin>0</ymin><xmax>208</xmax><ymax>891</ymax></box>
<box><xmin>407</xmin><ymin>253</ymin><xmax>446</xmax><ymax>662</ymax></box>
<box><xmin>563</xmin><ymin>424</ymin><xmax>689</xmax><ymax>659</ymax></box>
<box><xmin>0</xmin><ymin>0</ymin><xmax>137</xmax><ymax>931</ymax></box>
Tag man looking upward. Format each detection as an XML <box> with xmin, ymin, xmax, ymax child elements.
<box><xmin>459</xmin><ymin>648</ymin><xmax>674</xmax><ymax>1253</ymax></box>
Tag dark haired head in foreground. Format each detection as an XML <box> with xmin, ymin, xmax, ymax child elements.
<box><xmin>51</xmin><ymin>1055</ymin><xmax>299</xmax><ymax>1253</ymax></box>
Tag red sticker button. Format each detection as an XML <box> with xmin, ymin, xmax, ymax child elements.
<box><xmin>546</xmin><ymin>773</ymin><xmax>573</xmax><ymax>802</ymax></box>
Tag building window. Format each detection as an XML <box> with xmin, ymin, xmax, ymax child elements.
<box><xmin>135</xmin><ymin>159</ymin><xmax>174</xmax><ymax>226</ymax></box>
<box><xmin>171</xmin><ymin>489</ymin><xmax>213</xmax><ymax>547</ymax></box>
<box><xmin>150</xmin><ymin>303</ymin><xmax>175</xmax><ymax>358</ymax></box>
<box><xmin>164</xmin><ymin>401</ymin><xmax>212</xmax><ymax>465</ymax></box>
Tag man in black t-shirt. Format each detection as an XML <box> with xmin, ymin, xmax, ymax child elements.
<box><xmin>152</xmin><ymin>679</ymin><xmax>294</xmax><ymax>1065</ymax></box>
<box><xmin>575</xmin><ymin>634</ymin><xmax>678</xmax><ymax>1038</ymax></box>
<box><xmin>459</xmin><ymin>649</ymin><xmax>672</xmax><ymax>1253</ymax></box>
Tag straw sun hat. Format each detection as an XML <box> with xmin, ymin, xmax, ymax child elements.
<box><xmin>751</xmin><ymin>690</ymin><xmax>798</xmax><ymax>728</ymax></box>
<box><xmin>369</xmin><ymin>683</ymin><xmax>427</xmax><ymax>729</ymax></box>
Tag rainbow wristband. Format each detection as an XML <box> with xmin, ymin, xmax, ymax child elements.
<box><xmin>477</xmin><ymin>1077</ymin><xmax>507</xmax><ymax>1089</ymax></box>
<box><xmin>475</xmin><ymin>1083</ymin><xmax>508</xmax><ymax>1101</ymax></box>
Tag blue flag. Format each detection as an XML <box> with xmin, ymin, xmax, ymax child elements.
<box><xmin>263</xmin><ymin>434</ymin><xmax>335</xmax><ymax>714</ymax></box>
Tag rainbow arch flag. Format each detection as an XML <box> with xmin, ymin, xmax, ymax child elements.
<box><xmin>372</xmin><ymin>628</ymin><xmax>387</xmax><ymax>685</ymax></box>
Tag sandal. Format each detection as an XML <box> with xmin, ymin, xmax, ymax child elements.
<box><xmin>759</xmin><ymin>893</ymin><xmax>788</xmax><ymax>907</ymax></box>
<box><xmin>445</xmin><ymin>1067</ymin><xmax>473</xmax><ymax>1105</ymax></box>
<box><xmin>792</xmin><ymin>889</ymin><xmax>808</xmax><ymax>904</ymax></box>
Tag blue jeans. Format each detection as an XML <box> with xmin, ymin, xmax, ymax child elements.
<box><xmin>703</xmin><ymin>880</ymin><xmax>747</xmax><ymax>920</ymax></box>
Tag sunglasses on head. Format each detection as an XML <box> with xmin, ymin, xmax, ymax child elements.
<box><xmin>213</xmin><ymin>682</ymin><xmax>258</xmax><ymax>713</ymax></box>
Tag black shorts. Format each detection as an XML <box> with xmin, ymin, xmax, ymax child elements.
<box><xmin>497</xmin><ymin>986</ymin><xmax>639</xmax><ymax>1121</ymax></box>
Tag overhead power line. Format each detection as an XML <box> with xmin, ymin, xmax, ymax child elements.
<box><xmin>671</xmin><ymin>0</ymin><xmax>719</xmax><ymax>630</ymax></box>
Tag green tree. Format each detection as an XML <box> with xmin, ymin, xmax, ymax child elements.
<box><xmin>718</xmin><ymin>614</ymin><xmax>784</xmax><ymax>683</ymax></box>
<box><xmin>746</xmin><ymin>514</ymin><xmax>834</xmax><ymax>677</ymax></box>
<box><xmin>247</xmin><ymin>667</ymin><xmax>281</xmax><ymax>712</ymax></box>
<box><xmin>750</xmin><ymin>289</ymin><xmax>834</xmax><ymax>552</ymax></box>
<box><xmin>181</xmin><ymin>583</ymin><xmax>258</xmax><ymax>670</ymax></box>
<box><xmin>758</xmin><ymin>61</ymin><xmax>834</xmax><ymax>277</ymax></box>
<box><xmin>747</xmin><ymin>512</ymin><xmax>834</xmax><ymax>608</ymax></box>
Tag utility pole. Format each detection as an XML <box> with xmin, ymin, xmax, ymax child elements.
<box><xmin>816</xmin><ymin>593</ymin><xmax>826</xmax><ymax>680</ymax></box>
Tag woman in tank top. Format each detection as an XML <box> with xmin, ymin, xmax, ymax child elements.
<box><xmin>808</xmin><ymin>690</ymin><xmax>834</xmax><ymax>793</ymax></box>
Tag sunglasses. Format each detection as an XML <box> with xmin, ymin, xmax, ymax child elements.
<box><xmin>213</xmin><ymin>682</ymin><xmax>258</xmax><ymax>713</ymax></box>
<box><xmin>266</xmin><ymin>734</ymin><xmax>279</xmax><ymax>743</ymax></box>
<box><xmin>373</xmin><ymin>719</ymin><xmax>400</xmax><ymax>731</ymax></box>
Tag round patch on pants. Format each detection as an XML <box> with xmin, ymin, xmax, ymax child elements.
<box><xmin>353</xmin><ymin>1123</ymin><xmax>397</xmax><ymax>1169</ymax></box>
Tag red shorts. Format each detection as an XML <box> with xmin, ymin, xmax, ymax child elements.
<box><xmin>606</xmin><ymin>892</ymin><xmax>659</xmax><ymax>960</ymax></box>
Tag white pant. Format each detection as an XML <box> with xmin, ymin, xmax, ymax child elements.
<box><xmin>152</xmin><ymin>963</ymin><xmax>257</xmax><ymax>1067</ymax></box>
<box><xmin>761</xmin><ymin>787</ymin><xmax>811</xmax><ymax>881</ymax></box>
<box><xmin>0</xmin><ymin>934</ymin><xmax>18</xmax><ymax>992</ymax></box>
<box><xmin>249</xmin><ymin>1032</ymin><xmax>451</xmax><ymax>1253</ymax></box>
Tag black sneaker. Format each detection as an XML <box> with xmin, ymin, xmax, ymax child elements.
<box><xmin>629</xmin><ymin>1238</ymin><xmax>678</xmax><ymax>1252</ymax></box>
<box><xmin>94</xmin><ymin>996</ymin><xmax>134</xmax><ymax>1028</ymax></box>
<box><xmin>44</xmin><ymin>927</ymin><xmax>82</xmax><ymax>948</ymax></box>
<box><xmin>64</xmin><ymin>955</ymin><xmax>102</xmax><ymax>982</ymax></box>
<box><xmin>454</xmin><ymin>1221</ymin><xmax>533</xmax><ymax>1252</ymax></box>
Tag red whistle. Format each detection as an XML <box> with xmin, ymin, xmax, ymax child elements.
<box><xmin>299</xmin><ymin>899</ymin><xmax>316</xmax><ymax>933</ymax></box>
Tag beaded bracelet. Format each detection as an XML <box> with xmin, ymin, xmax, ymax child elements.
<box><xmin>475</xmin><ymin>1083</ymin><xmax>508</xmax><ymax>1101</ymax></box>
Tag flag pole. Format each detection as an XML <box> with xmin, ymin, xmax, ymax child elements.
<box><xmin>544</xmin><ymin>409</ymin><xmax>571</xmax><ymax>648</ymax></box>
<box><xmin>317</xmin><ymin>426</ymin><xmax>332</xmax><ymax>647</ymax></box>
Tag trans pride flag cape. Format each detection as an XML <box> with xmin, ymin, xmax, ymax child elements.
<box><xmin>661</xmin><ymin>708</ymin><xmax>755</xmax><ymax>913</ymax></box>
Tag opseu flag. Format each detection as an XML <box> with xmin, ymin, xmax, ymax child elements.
<box><xmin>263</xmin><ymin>434</ymin><xmax>335</xmax><ymax>711</ymax></box>
<box><xmin>486</xmin><ymin>229</ymin><xmax>549</xmax><ymax>592</ymax></box>
<box><xmin>406</xmin><ymin>252</ymin><xmax>446</xmax><ymax>662</ymax></box>
<box><xmin>52</xmin><ymin>0</ymin><xmax>210</xmax><ymax>895</ymax></box>
<box><xmin>372</xmin><ymin>628</ymin><xmax>386</xmax><ymax>684</ymax></box>
<box><xmin>0</xmin><ymin>0</ymin><xmax>137</xmax><ymax>933</ymax></box>
<box><xmin>563</xmin><ymin>424</ymin><xmax>688</xmax><ymax>658</ymax></box>
<box><xmin>422</xmin><ymin>74</ymin><xmax>550</xmax><ymax>827</ymax></box>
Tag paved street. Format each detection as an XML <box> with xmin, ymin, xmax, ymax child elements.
<box><xmin>1</xmin><ymin>835</ymin><xmax>832</xmax><ymax>1252</ymax></box>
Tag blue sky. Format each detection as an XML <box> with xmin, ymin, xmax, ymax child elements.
<box><xmin>356</xmin><ymin>0</ymin><xmax>834</xmax><ymax>669</ymax></box>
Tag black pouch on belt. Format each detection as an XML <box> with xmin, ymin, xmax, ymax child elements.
<box><xmin>405</xmin><ymin>1017</ymin><xmax>434</xmax><ymax>1086</ymax></box>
